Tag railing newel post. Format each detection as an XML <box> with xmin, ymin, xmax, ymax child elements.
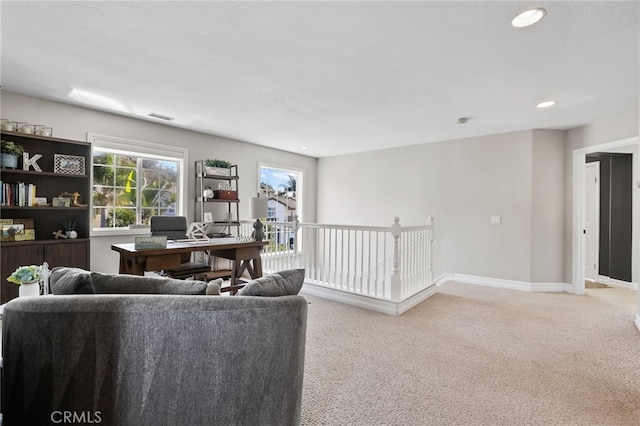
<box><xmin>427</xmin><ymin>216</ymin><xmax>434</xmax><ymax>286</ymax></box>
<box><xmin>292</xmin><ymin>214</ymin><xmax>300</xmax><ymax>268</ymax></box>
<box><xmin>391</xmin><ymin>217</ymin><xmax>402</xmax><ymax>301</ymax></box>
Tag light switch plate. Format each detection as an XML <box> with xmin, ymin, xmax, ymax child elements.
<box><xmin>491</xmin><ymin>216</ymin><xmax>502</xmax><ymax>225</ymax></box>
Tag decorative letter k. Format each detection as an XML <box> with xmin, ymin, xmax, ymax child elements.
<box><xmin>23</xmin><ymin>152</ymin><xmax>42</xmax><ymax>171</ymax></box>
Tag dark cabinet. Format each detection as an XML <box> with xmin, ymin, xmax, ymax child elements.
<box><xmin>1</xmin><ymin>239</ymin><xmax>89</xmax><ymax>303</ymax></box>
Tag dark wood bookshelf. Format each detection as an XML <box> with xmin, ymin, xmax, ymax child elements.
<box><xmin>1</xmin><ymin>130</ymin><xmax>91</xmax><ymax>303</ymax></box>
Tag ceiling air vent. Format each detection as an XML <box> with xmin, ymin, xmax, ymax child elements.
<box><xmin>148</xmin><ymin>112</ymin><xmax>175</xmax><ymax>121</ymax></box>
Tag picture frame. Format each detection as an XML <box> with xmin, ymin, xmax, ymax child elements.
<box><xmin>52</xmin><ymin>197</ymin><xmax>71</xmax><ymax>207</ymax></box>
<box><xmin>2</xmin><ymin>223</ymin><xmax>24</xmax><ymax>236</ymax></box>
<box><xmin>54</xmin><ymin>154</ymin><xmax>85</xmax><ymax>175</ymax></box>
<box><xmin>1</xmin><ymin>223</ymin><xmax>26</xmax><ymax>242</ymax></box>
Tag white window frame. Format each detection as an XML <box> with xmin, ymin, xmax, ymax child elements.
<box><xmin>88</xmin><ymin>133</ymin><xmax>189</xmax><ymax>236</ymax></box>
<box><xmin>257</xmin><ymin>162</ymin><xmax>303</xmax><ymax>221</ymax></box>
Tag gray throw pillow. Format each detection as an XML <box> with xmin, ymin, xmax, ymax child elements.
<box><xmin>237</xmin><ymin>268</ymin><xmax>305</xmax><ymax>297</ymax></box>
<box><xmin>89</xmin><ymin>272</ymin><xmax>208</xmax><ymax>295</ymax></box>
<box><xmin>50</xmin><ymin>267</ymin><xmax>93</xmax><ymax>295</ymax></box>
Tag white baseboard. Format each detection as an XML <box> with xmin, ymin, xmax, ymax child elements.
<box><xmin>434</xmin><ymin>273</ymin><xmax>453</xmax><ymax>286</ymax></box>
<box><xmin>636</xmin><ymin>314</ymin><xmax>640</xmax><ymax>333</ymax></box>
<box><xmin>301</xmin><ymin>273</ymin><xmax>632</xmax><ymax>317</ymax></box>
<box><xmin>397</xmin><ymin>285</ymin><xmax>439</xmax><ymax>314</ymax></box>
<box><xmin>300</xmin><ymin>280</ymin><xmax>437</xmax><ymax>316</ymax></box>
<box><xmin>438</xmin><ymin>273</ymin><xmax>570</xmax><ymax>293</ymax></box>
<box><xmin>597</xmin><ymin>275</ymin><xmax>638</xmax><ymax>291</ymax></box>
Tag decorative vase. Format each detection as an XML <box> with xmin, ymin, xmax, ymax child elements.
<box><xmin>66</xmin><ymin>230</ymin><xmax>78</xmax><ymax>239</ymax></box>
<box><xmin>0</xmin><ymin>153</ymin><xmax>19</xmax><ymax>169</ymax></box>
<box><xmin>19</xmin><ymin>282</ymin><xmax>40</xmax><ymax>297</ymax></box>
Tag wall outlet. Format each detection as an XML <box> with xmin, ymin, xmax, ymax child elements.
<box><xmin>490</xmin><ymin>216</ymin><xmax>502</xmax><ymax>225</ymax></box>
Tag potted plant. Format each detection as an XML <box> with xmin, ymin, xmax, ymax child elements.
<box><xmin>60</xmin><ymin>219</ymin><xmax>78</xmax><ymax>239</ymax></box>
<box><xmin>7</xmin><ymin>265</ymin><xmax>42</xmax><ymax>297</ymax></box>
<box><xmin>204</xmin><ymin>158</ymin><xmax>232</xmax><ymax>176</ymax></box>
<box><xmin>1</xmin><ymin>139</ymin><xmax>24</xmax><ymax>169</ymax></box>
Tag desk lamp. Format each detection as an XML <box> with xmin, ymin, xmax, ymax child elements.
<box><xmin>249</xmin><ymin>193</ymin><xmax>268</xmax><ymax>241</ymax></box>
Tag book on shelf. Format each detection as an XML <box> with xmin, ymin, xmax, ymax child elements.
<box><xmin>1</xmin><ymin>181</ymin><xmax>37</xmax><ymax>207</ymax></box>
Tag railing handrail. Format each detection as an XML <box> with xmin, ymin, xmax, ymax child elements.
<box><xmin>400</xmin><ymin>224</ymin><xmax>434</xmax><ymax>232</ymax></box>
<box><xmin>240</xmin><ymin>218</ymin><xmax>432</xmax><ymax>233</ymax></box>
<box><xmin>300</xmin><ymin>223</ymin><xmax>390</xmax><ymax>232</ymax></box>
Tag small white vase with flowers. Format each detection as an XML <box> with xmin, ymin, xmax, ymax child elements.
<box><xmin>7</xmin><ymin>264</ymin><xmax>42</xmax><ymax>297</ymax></box>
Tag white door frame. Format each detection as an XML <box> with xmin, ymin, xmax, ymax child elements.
<box><xmin>572</xmin><ymin>136</ymin><xmax>638</xmax><ymax>295</ymax></box>
<box><xmin>584</xmin><ymin>161</ymin><xmax>600</xmax><ymax>282</ymax></box>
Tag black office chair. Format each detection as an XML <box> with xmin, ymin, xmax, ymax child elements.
<box><xmin>149</xmin><ymin>216</ymin><xmax>212</xmax><ymax>280</ymax></box>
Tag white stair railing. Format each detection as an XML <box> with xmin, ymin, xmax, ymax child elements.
<box><xmin>301</xmin><ymin>223</ymin><xmax>393</xmax><ymax>298</ymax></box>
<box><xmin>239</xmin><ymin>217</ymin><xmax>434</xmax><ymax>303</ymax></box>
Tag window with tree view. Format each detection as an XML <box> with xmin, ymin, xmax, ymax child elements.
<box><xmin>259</xmin><ymin>164</ymin><xmax>302</xmax><ymax>221</ymax></box>
<box><xmin>92</xmin><ymin>150</ymin><xmax>181</xmax><ymax>230</ymax></box>
<box><xmin>258</xmin><ymin>164</ymin><xmax>303</xmax><ymax>253</ymax></box>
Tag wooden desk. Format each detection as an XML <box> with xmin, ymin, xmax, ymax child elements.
<box><xmin>111</xmin><ymin>239</ymin><xmax>267</xmax><ymax>289</ymax></box>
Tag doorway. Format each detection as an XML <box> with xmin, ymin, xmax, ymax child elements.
<box><xmin>586</xmin><ymin>152</ymin><xmax>634</xmax><ymax>286</ymax></box>
<box><xmin>572</xmin><ymin>136</ymin><xmax>638</xmax><ymax>296</ymax></box>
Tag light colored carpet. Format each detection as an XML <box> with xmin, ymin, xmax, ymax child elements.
<box><xmin>301</xmin><ymin>282</ymin><xmax>640</xmax><ymax>426</ymax></box>
<box><xmin>585</xmin><ymin>280</ymin><xmax>611</xmax><ymax>289</ymax></box>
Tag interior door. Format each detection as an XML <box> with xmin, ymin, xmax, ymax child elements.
<box><xmin>584</xmin><ymin>162</ymin><xmax>599</xmax><ymax>281</ymax></box>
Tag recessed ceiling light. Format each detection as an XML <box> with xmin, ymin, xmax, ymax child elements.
<box><xmin>536</xmin><ymin>100</ymin><xmax>556</xmax><ymax>108</ymax></box>
<box><xmin>512</xmin><ymin>8</ymin><xmax>546</xmax><ymax>28</ymax></box>
<box><xmin>300</xmin><ymin>146</ymin><xmax>309</xmax><ymax>150</ymax></box>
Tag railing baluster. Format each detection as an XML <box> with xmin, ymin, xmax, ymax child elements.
<box><xmin>336</xmin><ymin>228</ymin><xmax>341</xmax><ymax>288</ymax></box>
<box><xmin>374</xmin><ymin>231</ymin><xmax>379</xmax><ymax>296</ymax></box>
<box><xmin>320</xmin><ymin>227</ymin><xmax>325</xmax><ymax>285</ymax></box>
<box><xmin>358</xmin><ymin>231</ymin><xmax>364</xmax><ymax>291</ymax></box>
<box><xmin>338</xmin><ymin>229</ymin><xmax>341</xmax><ymax>287</ymax></box>
<box><xmin>346</xmin><ymin>229</ymin><xmax>351</xmax><ymax>290</ymax></box>
<box><xmin>367</xmin><ymin>231</ymin><xmax>371</xmax><ymax>295</ymax></box>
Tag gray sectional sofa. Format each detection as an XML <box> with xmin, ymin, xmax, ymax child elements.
<box><xmin>1</xmin><ymin>268</ymin><xmax>307</xmax><ymax>425</ymax></box>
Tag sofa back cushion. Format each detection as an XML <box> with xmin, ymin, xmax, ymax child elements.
<box><xmin>237</xmin><ymin>268</ymin><xmax>305</xmax><ymax>297</ymax></box>
<box><xmin>90</xmin><ymin>272</ymin><xmax>208</xmax><ymax>295</ymax></box>
<box><xmin>50</xmin><ymin>267</ymin><xmax>93</xmax><ymax>294</ymax></box>
<box><xmin>50</xmin><ymin>267</ymin><xmax>210</xmax><ymax>295</ymax></box>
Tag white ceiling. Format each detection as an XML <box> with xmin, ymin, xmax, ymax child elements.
<box><xmin>1</xmin><ymin>1</ymin><xmax>638</xmax><ymax>158</ymax></box>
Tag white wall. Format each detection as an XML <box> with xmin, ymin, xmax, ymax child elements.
<box><xmin>318</xmin><ymin>130</ymin><xmax>542</xmax><ymax>282</ymax></box>
<box><xmin>1</xmin><ymin>91</ymin><xmax>318</xmax><ymax>274</ymax></box>
<box><xmin>531</xmin><ymin>130</ymin><xmax>566</xmax><ymax>283</ymax></box>
<box><xmin>318</xmin><ymin>107</ymin><xmax>638</xmax><ymax>286</ymax></box>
